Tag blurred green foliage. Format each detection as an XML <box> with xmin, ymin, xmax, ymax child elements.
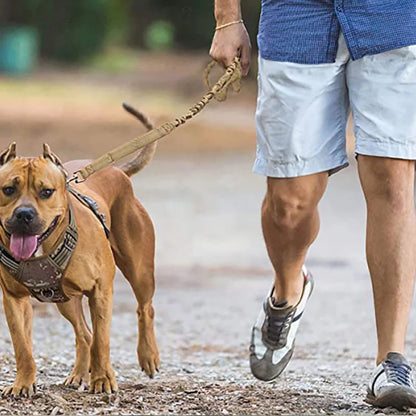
<box><xmin>144</xmin><ymin>21</ymin><xmax>175</xmax><ymax>51</ymax></box>
<box><xmin>3</xmin><ymin>0</ymin><xmax>127</xmax><ymax>62</ymax></box>
<box><xmin>0</xmin><ymin>0</ymin><xmax>260</xmax><ymax>63</ymax></box>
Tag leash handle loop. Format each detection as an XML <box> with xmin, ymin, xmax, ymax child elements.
<box><xmin>204</xmin><ymin>57</ymin><xmax>242</xmax><ymax>102</ymax></box>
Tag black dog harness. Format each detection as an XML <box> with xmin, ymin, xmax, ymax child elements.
<box><xmin>0</xmin><ymin>188</ymin><xmax>109</xmax><ymax>303</ymax></box>
<box><xmin>67</xmin><ymin>186</ymin><xmax>110</xmax><ymax>238</ymax></box>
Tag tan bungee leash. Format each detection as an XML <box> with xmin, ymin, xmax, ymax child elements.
<box><xmin>67</xmin><ymin>57</ymin><xmax>242</xmax><ymax>184</ymax></box>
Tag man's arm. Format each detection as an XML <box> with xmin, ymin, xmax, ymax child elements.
<box><xmin>209</xmin><ymin>0</ymin><xmax>251</xmax><ymax>76</ymax></box>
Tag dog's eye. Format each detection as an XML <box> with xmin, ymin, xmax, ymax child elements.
<box><xmin>2</xmin><ymin>186</ymin><xmax>15</xmax><ymax>197</ymax></box>
<box><xmin>39</xmin><ymin>189</ymin><xmax>55</xmax><ymax>199</ymax></box>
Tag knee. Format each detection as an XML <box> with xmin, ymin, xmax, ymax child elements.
<box><xmin>359</xmin><ymin>157</ymin><xmax>414</xmax><ymax>212</ymax></box>
<box><xmin>264</xmin><ymin>185</ymin><xmax>319</xmax><ymax>230</ymax></box>
<box><xmin>367</xmin><ymin>184</ymin><xmax>410</xmax><ymax>213</ymax></box>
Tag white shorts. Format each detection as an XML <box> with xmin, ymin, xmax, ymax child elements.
<box><xmin>254</xmin><ymin>35</ymin><xmax>416</xmax><ymax>178</ymax></box>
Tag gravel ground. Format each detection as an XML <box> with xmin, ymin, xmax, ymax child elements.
<box><xmin>0</xmin><ymin>153</ymin><xmax>414</xmax><ymax>415</ymax></box>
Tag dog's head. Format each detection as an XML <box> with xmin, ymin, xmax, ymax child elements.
<box><xmin>0</xmin><ymin>142</ymin><xmax>68</xmax><ymax>261</ymax></box>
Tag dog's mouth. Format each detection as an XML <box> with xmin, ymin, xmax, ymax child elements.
<box><xmin>9</xmin><ymin>216</ymin><xmax>60</xmax><ymax>261</ymax></box>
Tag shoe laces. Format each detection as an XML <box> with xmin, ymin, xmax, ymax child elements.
<box><xmin>264</xmin><ymin>306</ymin><xmax>295</xmax><ymax>348</ymax></box>
<box><xmin>384</xmin><ymin>359</ymin><xmax>413</xmax><ymax>387</ymax></box>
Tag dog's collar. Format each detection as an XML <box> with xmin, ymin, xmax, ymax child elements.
<box><xmin>0</xmin><ymin>205</ymin><xmax>78</xmax><ymax>303</ymax></box>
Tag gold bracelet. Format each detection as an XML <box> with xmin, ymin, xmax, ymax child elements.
<box><xmin>215</xmin><ymin>19</ymin><xmax>244</xmax><ymax>31</ymax></box>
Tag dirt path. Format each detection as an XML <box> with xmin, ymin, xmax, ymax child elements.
<box><xmin>0</xmin><ymin>153</ymin><xmax>414</xmax><ymax>414</ymax></box>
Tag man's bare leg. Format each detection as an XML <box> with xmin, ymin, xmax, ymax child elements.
<box><xmin>262</xmin><ymin>172</ymin><xmax>328</xmax><ymax>305</ymax></box>
<box><xmin>250</xmin><ymin>171</ymin><xmax>328</xmax><ymax>381</ymax></box>
<box><xmin>358</xmin><ymin>155</ymin><xmax>416</xmax><ymax>364</ymax></box>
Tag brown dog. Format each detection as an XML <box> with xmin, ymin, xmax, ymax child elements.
<box><xmin>0</xmin><ymin>109</ymin><xmax>160</xmax><ymax>397</ymax></box>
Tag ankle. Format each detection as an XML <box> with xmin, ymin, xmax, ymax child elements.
<box><xmin>377</xmin><ymin>349</ymin><xmax>406</xmax><ymax>365</ymax></box>
<box><xmin>273</xmin><ymin>271</ymin><xmax>304</xmax><ymax>307</ymax></box>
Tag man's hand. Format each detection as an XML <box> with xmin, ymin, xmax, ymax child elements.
<box><xmin>209</xmin><ymin>23</ymin><xmax>251</xmax><ymax>76</ymax></box>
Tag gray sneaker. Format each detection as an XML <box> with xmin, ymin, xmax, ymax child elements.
<box><xmin>249</xmin><ymin>266</ymin><xmax>313</xmax><ymax>381</ymax></box>
<box><xmin>366</xmin><ymin>352</ymin><xmax>416</xmax><ymax>409</ymax></box>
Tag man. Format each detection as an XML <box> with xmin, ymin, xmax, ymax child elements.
<box><xmin>210</xmin><ymin>0</ymin><xmax>416</xmax><ymax>409</ymax></box>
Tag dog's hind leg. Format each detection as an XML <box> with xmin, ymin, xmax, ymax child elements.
<box><xmin>110</xmin><ymin>198</ymin><xmax>160</xmax><ymax>378</ymax></box>
<box><xmin>57</xmin><ymin>296</ymin><xmax>92</xmax><ymax>389</ymax></box>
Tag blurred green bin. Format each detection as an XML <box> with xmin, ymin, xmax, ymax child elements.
<box><xmin>0</xmin><ymin>26</ymin><xmax>39</xmax><ymax>75</ymax></box>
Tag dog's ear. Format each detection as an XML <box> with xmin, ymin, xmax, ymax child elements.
<box><xmin>0</xmin><ymin>142</ymin><xmax>17</xmax><ymax>166</ymax></box>
<box><xmin>43</xmin><ymin>143</ymin><xmax>64</xmax><ymax>167</ymax></box>
<box><xmin>43</xmin><ymin>143</ymin><xmax>68</xmax><ymax>178</ymax></box>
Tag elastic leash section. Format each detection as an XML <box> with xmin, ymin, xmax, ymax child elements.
<box><xmin>67</xmin><ymin>57</ymin><xmax>242</xmax><ymax>184</ymax></box>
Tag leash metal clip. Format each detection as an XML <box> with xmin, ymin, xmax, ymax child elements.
<box><xmin>66</xmin><ymin>171</ymin><xmax>86</xmax><ymax>185</ymax></box>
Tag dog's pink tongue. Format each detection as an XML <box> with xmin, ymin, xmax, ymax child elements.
<box><xmin>10</xmin><ymin>235</ymin><xmax>38</xmax><ymax>261</ymax></box>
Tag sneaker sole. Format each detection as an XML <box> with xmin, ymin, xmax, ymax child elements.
<box><xmin>366</xmin><ymin>386</ymin><xmax>416</xmax><ymax>410</ymax></box>
<box><xmin>250</xmin><ymin>346</ymin><xmax>294</xmax><ymax>382</ymax></box>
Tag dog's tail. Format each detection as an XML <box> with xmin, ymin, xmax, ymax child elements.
<box><xmin>119</xmin><ymin>103</ymin><xmax>157</xmax><ymax>177</ymax></box>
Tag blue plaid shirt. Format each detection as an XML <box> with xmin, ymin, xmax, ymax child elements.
<box><xmin>258</xmin><ymin>0</ymin><xmax>416</xmax><ymax>64</ymax></box>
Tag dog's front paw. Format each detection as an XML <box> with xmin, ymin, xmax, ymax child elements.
<box><xmin>89</xmin><ymin>371</ymin><xmax>117</xmax><ymax>394</ymax></box>
<box><xmin>64</xmin><ymin>368</ymin><xmax>89</xmax><ymax>390</ymax></box>
<box><xmin>138</xmin><ymin>344</ymin><xmax>161</xmax><ymax>379</ymax></box>
<box><xmin>2</xmin><ymin>381</ymin><xmax>36</xmax><ymax>398</ymax></box>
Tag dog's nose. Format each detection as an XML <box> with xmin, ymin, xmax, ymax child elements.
<box><xmin>14</xmin><ymin>207</ymin><xmax>37</xmax><ymax>224</ymax></box>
